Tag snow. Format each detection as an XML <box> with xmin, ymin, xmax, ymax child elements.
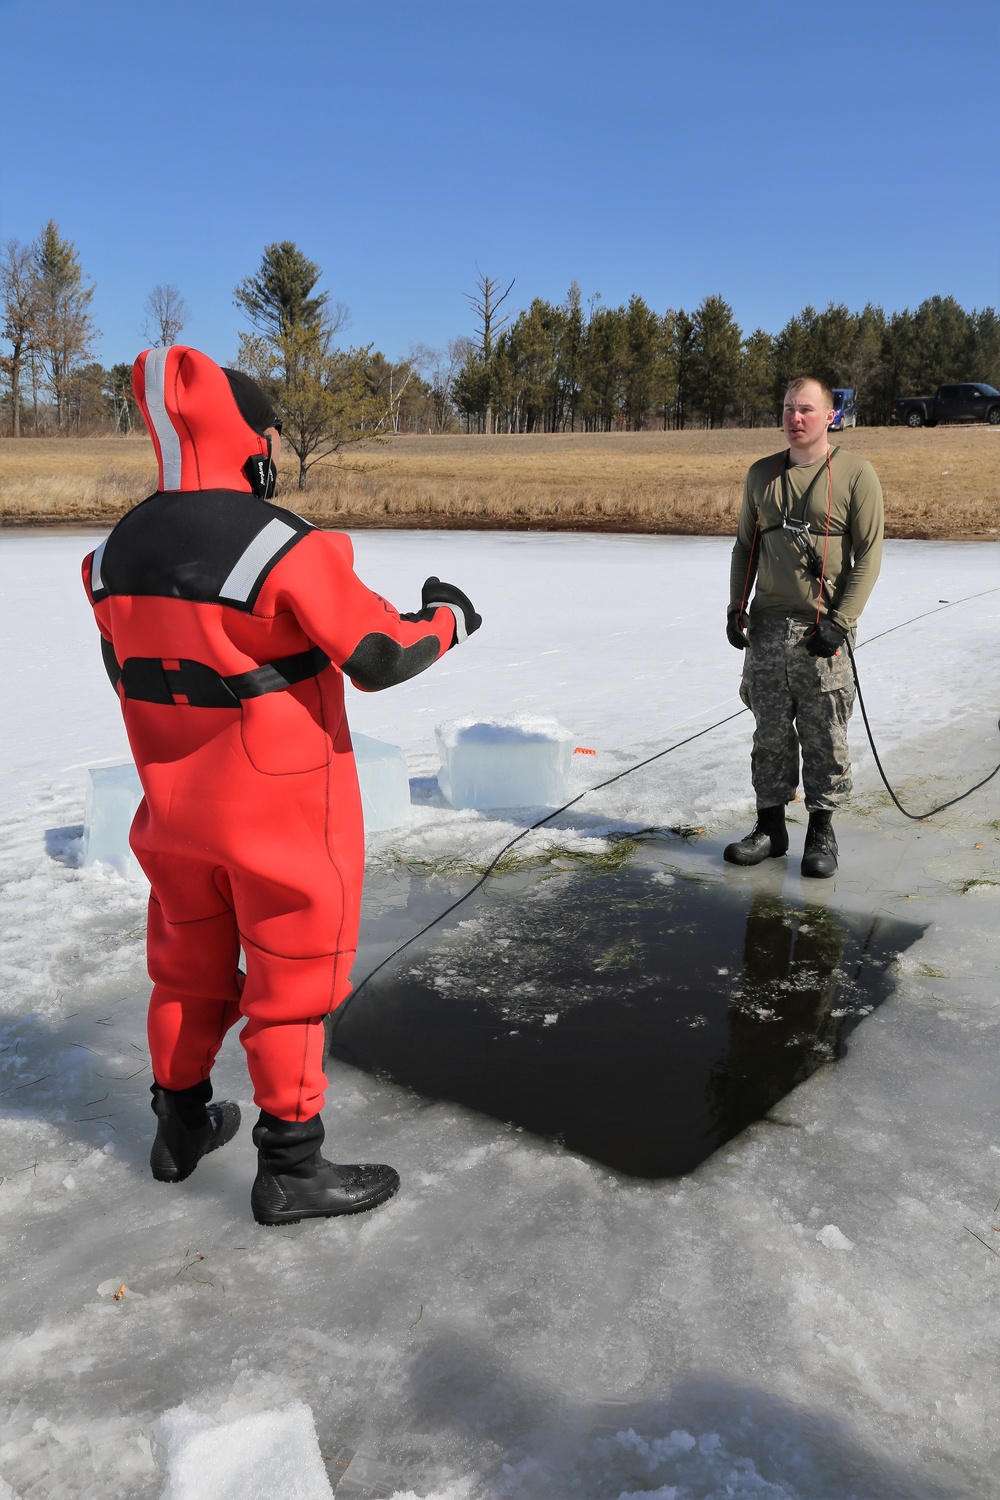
<box><xmin>814</xmin><ymin>1225</ymin><xmax>855</xmax><ymax>1253</ymax></box>
<box><xmin>1</xmin><ymin>528</ymin><xmax>1000</xmax><ymax>1499</ymax></box>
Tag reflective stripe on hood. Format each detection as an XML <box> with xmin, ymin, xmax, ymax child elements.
<box><xmin>132</xmin><ymin>345</ymin><xmax>270</xmax><ymax>493</ymax></box>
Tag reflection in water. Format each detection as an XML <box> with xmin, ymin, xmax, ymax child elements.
<box><xmin>330</xmin><ymin>865</ymin><xmax>923</xmax><ymax>1178</ymax></box>
<box><xmin>709</xmin><ymin>894</ymin><xmax>854</xmax><ymax>1146</ymax></box>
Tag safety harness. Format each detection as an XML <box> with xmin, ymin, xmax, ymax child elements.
<box><xmin>739</xmin><ymin>446</ymin><xmax>840</xmax><ymax>623</ymax></box>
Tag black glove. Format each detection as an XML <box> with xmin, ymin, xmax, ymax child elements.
<box><xmin>420</xmin><ymin>577</ymin><xmax>482</xmax><ymax>647</ymax></box>
<box><xmin>804</xmin><ymin>617</ymin><xmax>847</xmax><ymax>658</ymax></box>
<box><xmin>726</xmin><ymin>608</ymin><xmax>749</xmax><ymax>650</ymax></box>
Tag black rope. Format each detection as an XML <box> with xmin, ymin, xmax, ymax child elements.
<box><xmin>330</xmin><ymin>582</ymin><xmax>1000</xmax><ymax>1034</ymax></box>
<box><xmin>334</xmin><ymin>707</ymin><xmax>748</xmax><ymax>1024</ymax></box>
<box><xmin>861</xmin><ymin>585</ymin><xmax>1000</xmax><ymax>647</ymax></box>
<box><xmin>847</xmin><ymin>638</ymin><xmax>1000</xmax><ymax>820</ymax></box>
<box><xmin>833</xmin><ymin>581</ymin><xmax>1000</xmax><ymax>820</ymax></box>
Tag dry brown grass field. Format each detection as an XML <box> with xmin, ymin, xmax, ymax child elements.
<box><xmin>2</xmin><ymin>427</ymin><xmax>998</xmax><ymax>539</ymax></box>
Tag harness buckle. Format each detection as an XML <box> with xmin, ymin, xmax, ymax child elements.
<box><xmin>782</xmin><ymin>517</ymin><xmax>825</xmax><ymax>580</ymax></box>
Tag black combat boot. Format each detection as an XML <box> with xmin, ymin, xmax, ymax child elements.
<box><xmin>149</xmin><ymin>1080</ymin><xmax>241</xmax><ymax>1183</ymax></box>
<box><xmin>801</xmin><ymin>810</ymin><xmax>838</xmax><ymax>878</ymax></box>
<box><xmin>250</xmin><ymin>1111</ymin><xmax>400</xmax><ymax>1227</ymax></box>
<box><xmin>723</xmin><ymin>804</ymin><xmax>788</xmax><ymax>866</ymax></box>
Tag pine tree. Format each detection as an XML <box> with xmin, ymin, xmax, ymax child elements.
<box><xmin>32</xmin><ymin>221</ymin><xmax>97</xmax><ymax>429</ymax></box>
<box><xmin>234</xmin><ymin>243</ymin><xmax>375</xmax><ymax>490</ymax></box>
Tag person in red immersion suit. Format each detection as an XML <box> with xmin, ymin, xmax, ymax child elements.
<box><xmin>82</xmin><ymin>346</ymin><xmax>482</xmax><ymax>1225</ymax></box>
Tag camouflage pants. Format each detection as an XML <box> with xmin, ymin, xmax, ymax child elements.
<box><xmin>739</xmin><ymin>615</ymin><xmax>856</xmax><ymax>811</ymax></box>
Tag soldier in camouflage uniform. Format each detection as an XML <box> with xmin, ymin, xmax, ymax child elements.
<box><xmin>725</xmin><ymin>378</ymin><xmax>884</xmax><ymax>877</ymax></box>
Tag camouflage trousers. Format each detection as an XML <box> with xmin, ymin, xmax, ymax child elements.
<box><xmin>739</xmin><ymin>615</ymin><xmax>857</xmax><ymax>811</ymax></box>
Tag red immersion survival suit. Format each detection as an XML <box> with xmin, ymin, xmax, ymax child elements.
<box><xmin>82</xmin><ymin>346</ymin><xmax>456</xmax><ymax>1122</ymax></box>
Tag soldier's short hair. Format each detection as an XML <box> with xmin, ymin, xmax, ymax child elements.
<box><xmin>785</xmin><ymin>376</ymin><xmax>835</xmax><ymax>410</ymax></box>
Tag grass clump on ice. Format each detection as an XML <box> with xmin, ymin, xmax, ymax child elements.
<box><xmin>393</xmin><ymin>824</ymin><xmax>703</xmax><ymax>881</ymax></box>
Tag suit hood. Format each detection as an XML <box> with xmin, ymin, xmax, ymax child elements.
<box><xmin>133</xmin><ymin>345</ymin><xmax>270</xmax><ymax>493</ymax></box>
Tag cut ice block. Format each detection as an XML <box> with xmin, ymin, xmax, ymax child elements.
<box><xmin>83</xmin><ymin>763</ymin><xmax>145</xmax><ymax>880</ymax></box>
<box><xmin>154</xmin><ymin>1399</ymin><xmax>334</xmax><ymax>1500</ymax></box>
<box><xmin>353</xmin><ymin>732</ymin><xmax>411</xmax><ymax>832</ymax></box>
<box><xmin>436</xmin><ymin>716</ymin><xmax>575</xmax><ymax>810</ymax></box>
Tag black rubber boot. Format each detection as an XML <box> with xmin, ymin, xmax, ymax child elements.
<box><xmin>149</xmin><ymin>1080</ymin><xmax>241</xmax><ymax>1183</ymax></box>
<box><xmin>723</xmin><ymin>804</ymin><xmax>788</xmax><ymax>866</ymax></box>
<box><xmin>251</xmin><ymin>1112</ymin><xmax>400</xmax><ymax>1227</ymax></box>
<box><xmin>801</xmin><ymin>810</ymin><xmax>838</xmax><ymax>879</ymax></box>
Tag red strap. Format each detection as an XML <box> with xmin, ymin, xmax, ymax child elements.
<box><xmin>814</xmin><ymin>450</ymin><xmax>834</xmax><ymax>625</ymax></box>
<box><xmin>739</xmin><ymin>514</ymin><xmax>759</xmax><ymax>618</ymax></box>
<box><xmin>739</xmin><ymin>453</ymin><xmax>787</xmax><ymax>618</ymax></box>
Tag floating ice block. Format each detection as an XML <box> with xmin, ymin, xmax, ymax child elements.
<box><xmin>353</xmin><ymin>732</ymin><xmax>411</xmax><ymax>832</ymax></box>
<box><xmin>83</xmin><ymin>763</ymin><xmax>145</xmax><ymax>880</ymax></box>
<box><xmin>436</xmin><ymin>717</ymin><xmax>575</xmax><ymax>809</ymax></box>
<box><xmin>154</xmin><ymin>1399</ymin><xmax>334</xmax><ymax>1500</ymax></box>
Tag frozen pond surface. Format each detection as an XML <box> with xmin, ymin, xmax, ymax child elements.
<box><xmin>1</xmin><ymin>530</ymin><xmax>999</xmax><ymax>1498</ymax></box>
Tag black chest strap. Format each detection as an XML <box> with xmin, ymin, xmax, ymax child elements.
<box><xmin>119</xmin><ymin>645</ymin><xmax>331</xmax><ymax>707</ymax></box>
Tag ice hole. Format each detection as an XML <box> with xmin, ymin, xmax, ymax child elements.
<box><xmin>330</xmin><ymin>859</ymin><xmax>924</xmax><ymax>1177</ymax></box>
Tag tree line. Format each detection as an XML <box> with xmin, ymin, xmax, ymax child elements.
<box><xmin>0</xmin><ymin>226</ymin><xmax>447</xmax><ymax>456</ymax></box>
<box><xmin>3</xmin><ymin>224</ymin><xmax>999</xmax><ymax>461</ymax></box>
<box><xmin>452</xmin><ymin>278</ymin><xmax>1000</xmax><ymax>432</ymax></box>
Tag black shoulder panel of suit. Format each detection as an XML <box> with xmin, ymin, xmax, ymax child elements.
<box><xmin>91</xmin><ymin>490</ymin><xmax>315</xmax><ymax>611</ymax></box>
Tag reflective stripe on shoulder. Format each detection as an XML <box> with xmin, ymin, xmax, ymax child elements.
<box><xmin>218</xmin><ymin>518</ymin><xmax>299</xmax><ymax>603</ymax></box>
<box><xmin>143</xmin><ymin>348</ymin><xmax>182</xmax><ymax>490</ymax></box>
<box><xmin>91</xmin><ymin>538</ymin><xmax>108</xmax><ymax>592</ymax></box>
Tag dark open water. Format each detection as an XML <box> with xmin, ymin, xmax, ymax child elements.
<box><xmin>329</xmin><ymin>861</ymin><xmax>924</xmax><ymax>1177</ymax></box>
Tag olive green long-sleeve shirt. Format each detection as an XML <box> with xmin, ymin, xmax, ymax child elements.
<box><xmin>729</xmin><ymin>446</ymin><xmax>884</xmax><ymax>631</ymax></box>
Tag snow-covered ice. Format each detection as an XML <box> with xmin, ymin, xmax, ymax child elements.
<box><xmin>1</xmin><ymin>528</ymin><xmax>999</xmax><ymax>1499</ymax></box>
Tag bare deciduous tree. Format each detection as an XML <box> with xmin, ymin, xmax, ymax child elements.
<box><xmin>141</xmin><ymin>283</ymin><xmax>190</xmax><ymax>347</ymax></box>
<box><xmin>0</xmin><ymin>237</ymin><xmax>38</xmax><ymax>436</ymax></box>
<box><xmin>415</xmin><ymin>338</ymin><xmax>470</xmax><ymax>432</ymax></box>
<box><xmin>465</xmin><ymin>267</ymin><xmax>515</xmax><ymax>434</ymax></box>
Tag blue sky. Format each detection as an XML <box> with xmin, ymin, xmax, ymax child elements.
<box><xmin>3</xmin><ymin>0</ymin><xmax>998</xmax><ymax>370</ymax></box>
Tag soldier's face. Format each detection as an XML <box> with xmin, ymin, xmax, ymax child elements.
<box><xmin>782</xmin><ymin>383</ymin><xmax>834</xmax><ymax>451</ymax></box>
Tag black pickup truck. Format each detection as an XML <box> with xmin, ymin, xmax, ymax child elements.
<box><xmin>890</xmin><ymin>383</ymin><xmax>1000</xmax><ymax>427</ymax></box>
